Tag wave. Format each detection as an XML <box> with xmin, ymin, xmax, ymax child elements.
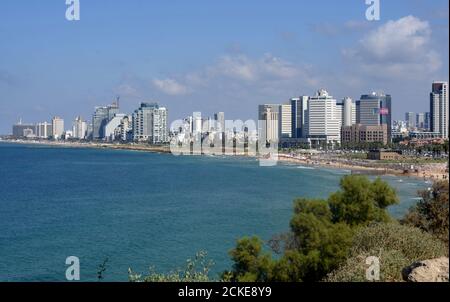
<box><xmin>296</xmin><ymin>166</ymin><xmax>315</xmax><ymax>170</ymax></box>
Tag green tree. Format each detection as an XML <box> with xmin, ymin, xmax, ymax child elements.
<box><xmin>226</xmin><ymin>175</ymin><xmax>399</xmax><ymax>282</ymax></box>
<box><xmin>329</xmin><ymin>176</ymin><xmax>398</xmax><ymax>226</ymax></box>
<box><xmin>402</xmin><ymin>180</ymin><xmax>449</xmax><ymax>248</ymax></box>
<box><xmin>225</xmin><ymin>237</ymin><xmax>274</xmax><ymax>282</ymax></box>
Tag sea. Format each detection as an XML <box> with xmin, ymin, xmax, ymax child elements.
<box><xmin>0</xmin><ymin>142</ymin><xmax>430</xmax><ymax>281</ymax></box>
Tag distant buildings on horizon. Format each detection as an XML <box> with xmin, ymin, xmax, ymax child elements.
<box><xmin>10</xmin><ymin>81</ymin><xmax>449</xmax><ymax>148</ymax></box>
<box><xmin>259</xmin><ymin>89</ymin><xmax>392</xmax><ymax>148</ymax></box>
<box><xmin>258</xmin><ymin>81</ymin><xmax>448</xmax><ymax>148</ymax></box>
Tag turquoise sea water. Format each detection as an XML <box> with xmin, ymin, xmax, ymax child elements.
<box><xmin>0</xmin><ymin>142</ymin><xmax>430</xmax><ymax>281</ymax></box>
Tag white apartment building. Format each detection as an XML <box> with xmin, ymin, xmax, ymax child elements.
<box><xmin>52</xmin><ymin>117</ymin><xmax>64</xmax><ymax>139</ymax></box>
<box><xmin>280</xmin><ymin>104</ymin><xmax>292</xmax><ymax>138</ymax></box>
<box><xmin>36</xmin><ymin>122</ymin><xmax>53</xmax><ymax>138</ymax></box>
<box><xmin>132</xmin><ymin>103</ymin><xmax>168</xmax><ymax>144</ymax></box>
<box><xmin>261</xmin><ymin>107</ymin><xmax>279</xmax><ymax>144</ymax></box>
<box><xmin>104</xmin><ymin>113</ymin><xmax>126</xmax><ymax>141</ymax></box>
<box><xmin>341</xmin><ymin>97</ymin><xmax>356</xmax><ymax>127</ymax></box>
<box><xmin>430</xmin><ymin>81</ymin><xmax>448</xmax><ymax>139</ymax></box>
<box><xmin>72</xmin><ymin>116</ymin><xmax>87</xmax><ymax>139</ymax></box>
<box><xmin>307</xmin><ymin>89</ymin><xmax>342</xmax><ymax>146</ymax></box>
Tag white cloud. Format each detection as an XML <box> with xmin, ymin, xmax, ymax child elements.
<box><xmin>212</xmin><ymin>55</ymin><xmax>257</xmax><ymax>81</ymax></box>
<box><xmin>152</xmin><ymin>78</ymin><xmax>191</xmax><ymax>96</ymax></box>
<box><xmin>344</xmin><ymin>15</ymin><xmax>442</xmax><ymax>78</ymax></box>
<box><xmin>205</xmin><ymin>53</ymin><xmax>302</xmax><ymax>82</ymax></box>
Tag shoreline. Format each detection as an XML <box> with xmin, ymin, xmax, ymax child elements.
<box><xmin>1</xmin><ymin>138</ymin><xmax>447</xmax><ymax>182</ymax></box>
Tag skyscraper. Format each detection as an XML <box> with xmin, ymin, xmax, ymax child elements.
<box><xmin>405</xmin><ymin>112</ymin><xmax>416</xmax><ymax>129</ymax></box>
<box><xmin>52</xmin><ymin>117</ymin><xmax>64</xmax><ymax>139</ymax></box>
<box><xmin>36</xmin><ymin>122</ymin><xmax>53</xmax><ymax>138</ymax></box>
<box><xmin>291</xmin><ymin>96</ymin><xmax>308</xmax><ymax>138</ymax></box>
<box><xmin>279</xmin><ymin>104</ymin><xmax>292</xmax><ymax>138</ymax></box>
<box><xmin>92</xmin><ymin>102</ymin><xmax>119</xmax><ymax>140</ymax></box>
<box><xmin>356</xmin><ymin>92</ymin><xmax>392</xmax><ymax>142</ymax></box>
<box><xmin>214</xmin><ymin>112</ymin><xmax>225</xmax><ymax>132</ymax></box>
<box><xmin>104</xmin><ymin>114</ymin><xmax>127</xmax><ymax>141</ymax></box>
<box><xmin>132</xmin><ymin>102</ymin><xmax>168</xmax><ymax>144</ymax></box>
<box><xmin>424</xmin><ymin>112</ymin><xmax>431</xmax><ymax>131</ymax></box>
<box><xmin>341</xmin><ymin>97</ymin><xmax>356</xmax><ymax>127</ymax></box>
<box><xmin>73</xmin><ymin>116</ymin><xmax>87</xmax><ymax>139</ymax></box>
<box><xmin>430</xmin><ymin>81</ymin><xmax>449</xmax><ymax>139</ymax></box>
<box><xmin>307</xmin><ymin>89</ymin><xmax>342</xmax><ymax>146</ymax></box>
<box><xmin>416</xmin><ymin>113</ymin><xmax>425</xmax><ymax>130</ymax></box>
<box><xmin>260</xmin><ymin>106</ymin><xmax>279</xmax><ymax>144</ymax></box>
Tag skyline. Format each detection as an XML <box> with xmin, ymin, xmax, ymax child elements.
<box><xmin>0</xmin><ymin>0</ymin><xmax>449</xmax><ymax>134</ymax></box>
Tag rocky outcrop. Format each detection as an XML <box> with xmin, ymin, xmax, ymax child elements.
<box><xmin>402</xmin><ymin>257</ymin><xmax>449</xmax><ymax>282</ymax></box>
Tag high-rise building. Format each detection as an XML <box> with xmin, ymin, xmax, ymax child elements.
<box><xmin>416</xmin><ymin>113</ymin><xmax>425</xmax><ymax>130</ymax></box>
<box><xmin>72</xmin><ymin>116</ymin><xmax>87</xmax><ymax>139</ymax></box>
<box><xmin>430</xmin><ymin>81</ymin><xmax>448</xmax><ymax>139</ymax></box>
<box><xmin>356</xmin><ymin>92</ymin><xmax>392</xmax><ymax>142</ymax></box>
<box><xmin>214</xmin><ymin>112</ymin><xmax>225</xmax><ymax>132</ymax></box>
<box><xmin>405</xmin><ymin>112</ymin><xmax>416</xmax><ymax>129</ymax></box>
<box><xmin>114</xmin><ymin>115</ymin><xmax>132</xmax><ymax>141</ymax></box>
<box><xmin>280</xmin><ymin>104</ymin><xmax>292</xmax><ymax>138</ymax></box>
<box><xmin>260</xmin><ymin>106</ymin><xmax>279</xmax><ymax>144</ymax></box>
<box><xmin>104</xmin><ymin>114</ymin><xmax>127</xmax><ymax>141</ymax></box>
<box><xmin>258</xmin><ymin>104</ymin><xmax>280</xmax><ymax>121</ymax></box>
<box><xmin>258</xmin><ymin>104</ymin><xmax>280</xmax><ymax>144</ymax></box>
<box><xmin>132</xmin><ymin>102</ymin><xmax>168</xmax><ymax>144</ymax></box>
<box><xmin>307</xmin><ymin>89</ymin><xmax>342</xmax><ymax>146</ymax></box>
<box><xmin>12</xmin><ymin>119</ymin><xmax>35</xmax><ymax>137</ymax></box>
<box><xmin>291</xmin><ymin>96</ymin><xmax>308</xmax><ymax>138</ymax></box>
<box><xmin>424</xmin><ymin>112</ymin><xmax>431</xmax><ymax>131</ymax></box>
<box><xmin>52</xmin><ymin>117</ymin><xmax>64</xmax><ymax>139</ymax></box>
<box><xmin>192</xmin><ymin>112</ymin><xmax>202</xmax><ymax>134</ymax></box>
<box><xmin>36</xmin><ymin>122</ymin><xmax>53</xmax><ymax>138</ymax></box>
<box><xmin>92</xmin><ymin>102</ymin><xmax>119</xmax><ymax>140</ymax></box>
<box><xmin>340</xmin><ymin>97</ymin><xmax>356</xmax><ymax>127</ymax></box>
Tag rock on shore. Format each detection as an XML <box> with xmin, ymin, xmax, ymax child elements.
<box><xmin>402</xmin><ymin>257</ymin><xmax>449</xmax><ymax>282</ymax></box>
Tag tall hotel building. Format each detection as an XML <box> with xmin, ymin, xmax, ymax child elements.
<box><xmin>52</xmin><ymin>117</ymin><xmax>65</xmax><ymax>139</ymax></box>
<box><xmin>258</xmin><ymin>104</ymin><xmax>280</xmax><ymax>144</ymax></box>
<box><xmin>306</xmin><ymin>89</ymin><xmax>342</xmax><ymax>146</ymax></box>
<box><xmin>132</xmin><ymin>102</ymin><xmax>168</xmax><ymax>144</ymax></box>
<box><xmin>279</xmin><ymin>104</ymin><xmax>292</xmax><ymax>138</ymax></box>
<box><xmin>430</xmin><ymin>81</ymin><xmax>448</xmax><ymax>139</ymax></box>
<box><xmin>36</xmin><ymin>122</ymin><xmax>53</xmax><ymax>138</ymax></box>
<box><xmin>341</xmin><ymin>97</ymin><xmax>356</xmax><ymax>127</ymax></box>
<box><xmin>356</xmin><ymin>92</ymin><xmax>392</xmax><ymax>142</ymax></box>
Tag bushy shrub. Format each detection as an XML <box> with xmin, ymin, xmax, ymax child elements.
<box><xmin>402</xmin><ymin>180</ymin><xmax>449</xmax><ymax>248</ymax></box>
<box><xmin>326</xmin><ymin>223</ymin><xmax>448</xmax><ymax>282</ymax></box>
<box><xmin>129</xmin><ymin>251</ymin><xmax>215</xmax><ymax>282</ymax></box>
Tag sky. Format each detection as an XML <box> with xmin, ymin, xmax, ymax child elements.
<box><xmin>0</xmin><ymin>0</ymin><xmax>448</xmax><ymax>134</ymax></box>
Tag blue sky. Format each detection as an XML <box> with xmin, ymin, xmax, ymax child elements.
<box><xmin>0</xmin><ymin>0</ymin><xmax>448</xmax><ymax>133</ymax></box>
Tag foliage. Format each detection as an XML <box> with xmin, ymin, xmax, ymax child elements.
<box><xmin>402</xmin><ymin>181</ymin><xmax>449</xmax><ymax>248</ymax></box>
<box><xmin>224</xmin><ymin>237</ymin><xmax>274</xmax><ymax>282</ymax></box>
<box><xmin>129</xmin><ymin>251</ymin><xmax>215</xmax><ymax>282</ymax></box>
<box><xmin>329</xmin><ymin>176</ymin><xmax>398</xmax><ymax>226</ymax></box>
<box><xmin>226</xmin><ymin>175</ymin><xmax>399</xmax><ymax>282</ymax></box>
<box><xmin>326</xmin><ymin>223</ymin><xmax>448</xmax><ymax>282</ymax></box>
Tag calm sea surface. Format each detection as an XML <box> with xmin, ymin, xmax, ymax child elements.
<box><xmin>0</xmin><ymin>142</ymin><xmax>429</xmax><ymax>281</ymax></box>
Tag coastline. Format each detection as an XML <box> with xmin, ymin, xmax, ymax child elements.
<box><xmin>1</xmin><ymin>138</ymin><xmax>447</xmax><ymax>182</ymax></box>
